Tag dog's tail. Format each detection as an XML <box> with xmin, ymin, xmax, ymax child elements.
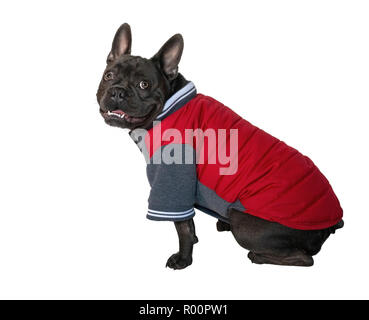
<box><xmin>329</xmin><ymin>219</ymin><xmax>344</xmax><ymax>234</ymax></box>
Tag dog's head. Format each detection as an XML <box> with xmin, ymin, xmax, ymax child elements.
<box><xmin>97</xmin><ymin>23</ymin><xmax>184</xmax><ymax>130</ymax></box>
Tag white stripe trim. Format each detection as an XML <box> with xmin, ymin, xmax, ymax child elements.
<box><xmin>148</xmin><ymin>208</ymin><xmax>194</xmax><ymax>215</ymax></box>
<box><xmin>147</xmin><ymin>210</ymin><xmax>195</xmax><ymax>219</ymax></box>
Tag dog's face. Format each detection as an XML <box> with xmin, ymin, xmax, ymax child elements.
<box><xmin>97</xmin><ymin>23</ymin><xmax>184</xmax><ymax>130</ymax></box>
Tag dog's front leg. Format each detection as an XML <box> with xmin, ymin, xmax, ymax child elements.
<box><xmin>166</xmin><ymin>218</ymin><xmax>198</xmax><ymax>270</ymax></box>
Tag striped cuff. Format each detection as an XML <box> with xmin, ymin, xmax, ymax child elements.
<box><xmin>146</xmin><ymin>208</ymin><xmax>195</xmax><ymax>221</ymax></box>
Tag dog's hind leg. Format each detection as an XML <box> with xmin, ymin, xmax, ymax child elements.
<box><xmin>247</xmin><ymin>250</ymin><xmax>314</xmax><ymax>266</ymax></box>
<box><xmin>228</xmin><ymin>208</ymin><xmax>338</xmax><ymax>267</ymax></box>
<box><xmin>216</xmin><ymin>219</ymin><xmax>231</xmax><ymax>232</ymax></box>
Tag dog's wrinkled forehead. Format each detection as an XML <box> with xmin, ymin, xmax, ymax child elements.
<box><xmin>109</xmin><ymin>55</ymin><xmax>159</xmax><ymax>84</ymax></box>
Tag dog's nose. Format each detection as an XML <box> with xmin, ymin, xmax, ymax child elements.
<box><xmin>109</xmin><ymin>87</ymin><xmax>126</xmax><ymax>104</ymax></box>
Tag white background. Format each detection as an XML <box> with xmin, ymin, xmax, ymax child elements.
<box><xmin>0</xmin><ymin>0</ymin><xmax>368</xmax><ymax>299</ymax></box>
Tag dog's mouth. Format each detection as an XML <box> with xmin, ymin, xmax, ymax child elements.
<box><xmin>100</xmin><ymin>109</ymin><xmax>148</xmax><ymax>124</ymax></box>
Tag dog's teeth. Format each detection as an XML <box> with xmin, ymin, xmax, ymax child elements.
<box><xmin>106</xmin><ymin>110</ymin><xmax>125</xmax><ymax>118</ymax></box>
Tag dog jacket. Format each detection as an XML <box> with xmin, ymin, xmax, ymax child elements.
<box><xmin>130</xmin><ymin>82</ymin><xmax>343</xmax><ymax>230</ymax></box>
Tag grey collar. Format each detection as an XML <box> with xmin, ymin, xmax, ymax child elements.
<box><xmin>155</xmin><ymin>82</ymin><xmax>197</xmax><ymax>121</ymax></box>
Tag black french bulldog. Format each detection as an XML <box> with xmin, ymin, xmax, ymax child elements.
<box><xmin>97</xmin><ymin>23</ymin><xmax>343</xmax><ymax>269</ymax></box>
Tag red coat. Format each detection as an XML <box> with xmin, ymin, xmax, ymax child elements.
<box><xmin>136</xmin><ymin>85</ymin><xmax>343</xmax><ymax>230</ymax></box>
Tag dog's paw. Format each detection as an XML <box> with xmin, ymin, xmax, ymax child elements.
<box><xmin>166</xmin><ymin>253</ymin><xmax>192</xmax><ymax>270</ymax></box>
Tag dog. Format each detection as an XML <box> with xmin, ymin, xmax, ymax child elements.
<box><xmin>96</xmin><ymin>23</ymin><xmax>343</xmax><ymax>269</ymax></box>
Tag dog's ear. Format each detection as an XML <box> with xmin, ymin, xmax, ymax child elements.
<box><xmin>152</xmin><ymin>34</ymin><xmax>184</xmax><ymax>80</ymax></box>
<box><xmin>107</xmin><ymin>23</ymin><xmax>132</xmax><ymax>63</ymax></box>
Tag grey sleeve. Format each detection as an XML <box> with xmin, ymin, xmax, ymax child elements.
<box><xmin>146</xmin><ymin>144</ymin><xmax>197</xmax><ymax>221</ymax></box>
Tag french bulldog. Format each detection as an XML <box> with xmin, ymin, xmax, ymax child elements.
<box><xmin>96</xmin><ymin>23</ymin><xmax>343</xmax><ymax>269</ymax></box>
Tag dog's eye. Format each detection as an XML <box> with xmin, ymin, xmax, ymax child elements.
<box><xmin>104</xmin><ymin>72</ymin><xmax>114</xmax><ymax>81</ymax></box>
<box><xmin>139</xmin><ymin>80</ymin><xmax>149</xmax><ymax>90</ymax></box>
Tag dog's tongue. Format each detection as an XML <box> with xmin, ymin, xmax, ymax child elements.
<box><xmin>111</xmin><ymin>109</ymin><xmax>125</xmax><ymax>115</ymax></box>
